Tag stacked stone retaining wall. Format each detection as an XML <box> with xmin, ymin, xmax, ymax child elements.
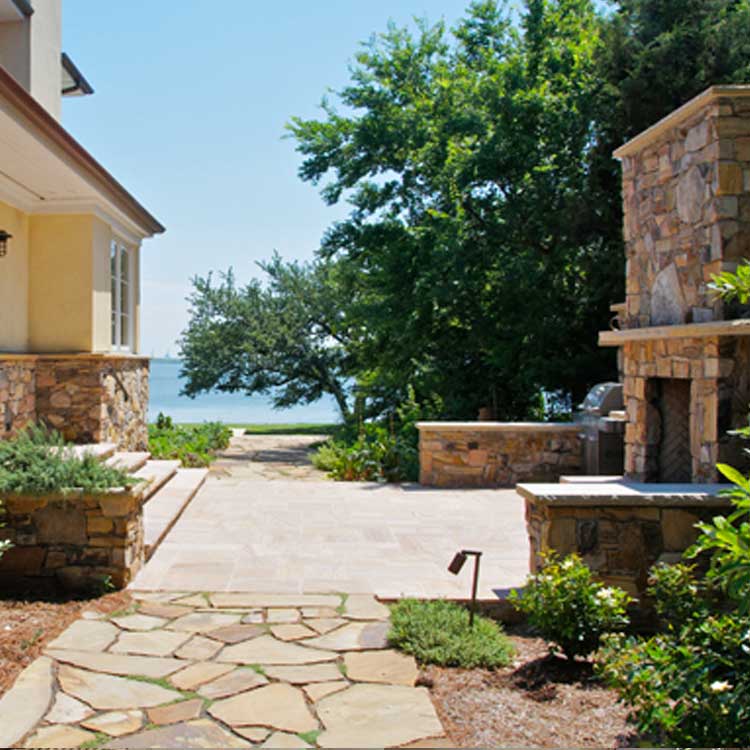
<box><xmin>418</xmin><ymin>423</ymin><xmax>583</xmax><ymax>488</ymax></box>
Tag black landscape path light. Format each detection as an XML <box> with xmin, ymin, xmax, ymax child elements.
<box><xmin>448</xmin><ymin>549</ymin><xmax>482</xmax><ymax>628</ymax></box>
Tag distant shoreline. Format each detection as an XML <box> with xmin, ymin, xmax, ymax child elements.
<box><xmin>147</xmin><ymin>357</ymin><xmax>340</xmax><ymax>425</ymax></box>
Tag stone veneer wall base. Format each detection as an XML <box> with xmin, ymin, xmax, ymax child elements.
<box><xmin>0</xmin><ymin>355</ymin><xmax>149</xmax><ymax>451</ymax></box>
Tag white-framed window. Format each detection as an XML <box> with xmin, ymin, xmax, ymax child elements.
<box><xmin>110</xmin><ymin>240</ymin><xmax>133</xmax><ymax>351</ymax></box>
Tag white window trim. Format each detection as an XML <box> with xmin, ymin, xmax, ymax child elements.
<box><xmin>111</xmin><ymin>239</ymin><xmax>134</xmax><ymax>353</ymax></box>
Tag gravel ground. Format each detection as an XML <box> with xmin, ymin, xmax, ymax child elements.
<box><xmin>425</xmin><ymin>629</ymin><xmax>639</xmax><ymax>748</ymax></box>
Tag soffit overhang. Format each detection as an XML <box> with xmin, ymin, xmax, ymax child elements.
<box><xmin>0</xmin><ymin>65</ymin><xmax>164</xmax><ymax>241</ymax></box>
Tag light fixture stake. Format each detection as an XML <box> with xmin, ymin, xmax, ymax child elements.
<box><xmin>448</xmin><ymin>549</ymin><xmax>483</xmax><ymax>628</ymax></box>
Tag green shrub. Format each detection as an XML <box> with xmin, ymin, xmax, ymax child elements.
<box><xmin>599</xmin><ymin>463</ymin><xmax>750</xmax><ymax>746</ymax></box>
<box><xmin>311</xmin><ymin>386</ymin><xmax>439</xmax><ymax>482</ymax></box>
<box><xmin>312</xmin><ymin>428</ymin><xmax>417</xmax><ymax>482</ymax></box>
<box><xmin>691</xmin><ymin>463</ymin><xmax>750</xmax><ymax>613</ymax></box>
<box><xmin>388</xmin><ymin>598</ymin><xmax>514</xmax><ymax>668</ymax></box>
<box><xmin>148</xmin><ymin>415</ymin><xmax>232</xmax><ymax>468</ymax></box>
<box><xmin>509</xmin><ymin>554</ymin><xmax>632</xmax><ymax>660</ymax></box>
<box><xmin>0</xmin><ymin>425</ymin><xmax>136</xmax><ymax>495</ymax></box>
<box><xmin>646</xmin><ymin>562</ymin><xmax>713</xmax><ymax>627</ymax></box>
<box><xmin>599</xmin><ymin>568</ymin><xmax>750</xmax><ymax>746</ymax></box>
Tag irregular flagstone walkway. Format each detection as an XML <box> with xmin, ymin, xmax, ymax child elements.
<box><xmin>0</xmin><ymin>592</ymin><xmax>449</xmax><ymax>749</ymax></box>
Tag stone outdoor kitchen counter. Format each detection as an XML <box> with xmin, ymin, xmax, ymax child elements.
<box><xmin>417</xmin><ymin>422</ymin><xmax>582</xmax><ymax>488</ymax></box>
<box><xmin>518</xmin><ymin>480</ymin><xmax>733</xmax><ymax>597</ymax></box>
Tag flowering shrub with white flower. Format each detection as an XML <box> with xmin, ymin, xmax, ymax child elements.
<box><xmin>599</xmin><ymin>546</ymin><xmax>750</xmax><ymax>744</ymax></box>
<box><xmin>509</xmin><ymin>553</ymin><xmax>631</xmax><ymax>660</ymax></box>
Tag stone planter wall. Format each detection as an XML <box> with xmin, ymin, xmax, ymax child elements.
<box><xmin>519</xmin><ymin>488</ymin><xmax>731</xmax><ymax>597</ymax></box>
<box><xmin>0</xmin><ymin>359</ymin><xmax>36</xmax><ymax>439</ymax></box>
<box><xmin>418</xmin><ymin>423</ymin><xmax>583</xmax><ymax>488</ymax></box>
<box><xmin>0</xmin><ymin>488</ymin><xmax>145</xmax><ymax>590</ymax></box>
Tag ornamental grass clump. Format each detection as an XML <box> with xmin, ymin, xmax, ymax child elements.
<box><xmin>388</xmin><ymin>599</ymin><xmax>514</xmax><ymax>668</ymax></box>
<box><xmin>0</xmin><ymin>425</ymin><xmax>135</xmax><ymax>495</ymax></box>
<box><xmin>509</xmin><ymin>554</ymin><xmax>632</xmax><ymax>660</ymax></box>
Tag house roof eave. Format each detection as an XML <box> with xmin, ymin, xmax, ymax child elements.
<box><xmin>0</xmin><ymin>65</ymin><xmax>165</xmax><ymax>237</ymax></box>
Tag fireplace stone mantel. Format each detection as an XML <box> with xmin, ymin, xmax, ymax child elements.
<box><xmin>599</xmin><ymin>318</ymin><xmax>750</xmax><ymax>346</ymax></box>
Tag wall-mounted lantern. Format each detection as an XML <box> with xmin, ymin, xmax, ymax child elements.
<box><xmin>0</xmin><ymin>230</ymin><xmax>12</xmax><ymax>258</ymax></box>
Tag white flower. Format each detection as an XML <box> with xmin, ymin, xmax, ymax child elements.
<box><xmin>561</xmin><ymin>558</ymin><xmax>575</xmax><ymax>570</ymax></box>
<box><xmin>710</xmin><ymin>680</ymin><xmax>732</xmax><ymax>693</ymax></box>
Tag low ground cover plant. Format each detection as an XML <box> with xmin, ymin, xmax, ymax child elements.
<box><xmin>509</xmin><ymin>554</ymin><xmax>632</xmax><ymax>660</ymax></box>
<box><xmin>388</xmin><ymin>598</ymin><xmax>514</xmax><ymax>668</ymax></box>
<box><xmin>0</xmin><ymin>425</ymin><xmax>135</xmax><ymax>495</ymax></box>
<box><xmin>148</xmin><ymin>413</ymin><xmax>232</xmax><ymax>468</ymax></box>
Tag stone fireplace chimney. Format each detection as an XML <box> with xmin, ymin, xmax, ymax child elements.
<box><xmin>602</xmin><ymin>86</ymin><xmax>750</xmax><ymax>483</ymax></box>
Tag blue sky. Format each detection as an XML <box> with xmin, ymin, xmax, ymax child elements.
<box><xmin>62</xmin><ymin>0</ymin><xmax>473</xmax><ymax>356</ymax></box>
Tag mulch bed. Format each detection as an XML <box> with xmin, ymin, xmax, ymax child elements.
<box><xmin>424</xmin><ymin>627</ymin><xmax>639</xmax><ymax>748</ymax></box>
<box><xmin>0</xmin><ymin>586</ymin><xmax>131</xmax><ymax>697</ymax></box>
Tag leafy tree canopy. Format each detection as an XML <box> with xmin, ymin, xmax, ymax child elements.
<box><xmin>180</xmin><ymin>255</ymin><xmax>358</xmax><ymax>422</ymax></box>
<box><xmin>181</xmin><ymin>0</ymin><xmax>750</xmax><ymax>422</ymax></box>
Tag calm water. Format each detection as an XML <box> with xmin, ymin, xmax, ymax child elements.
<box><xmin>148</xmin><ymin>359</ymin><xmax>340</xmax><ymax>424</ymax></box>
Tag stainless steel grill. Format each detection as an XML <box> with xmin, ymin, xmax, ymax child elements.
<box><xmin>578</xmin><ymin>382</ymin><xmax>625</xmax><ymax>476</ymax></box>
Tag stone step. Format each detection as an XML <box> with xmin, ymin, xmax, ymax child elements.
<box><xmin>106</xmin><ymin>451</ymin><xmax>152</xmax><ymax>474</ymax></box>
<box><xmin>144</xmin><ymin>468</ymin><xmax>208</xmax><ymax>559</ymax></box>
<box><xmin>132</xmin><ymin>460</ymin><xmax>181</xmax><ymax>503</ymax></box>
<box><xmin>56</xmin><ymin>443</ymin><xmax>118</xmax><ymax>462</ymax></box>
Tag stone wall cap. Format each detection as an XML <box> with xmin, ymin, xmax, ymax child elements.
<box><xmin>516</xmin><ymin>481</ymin><xmax>733</xmax><ymax>507</ymax></box>
<box><xmin>599</xmin><ymin>318</ymin><xmax>750</xmax><ymax>347</ymax></box>
<box><xmin>4</xmin><ymin>485</ymin><xmax>146</xmax><ymax>504</ymax></box>
<box><xmin>614</xmin><ymin>85</ymin><xmax>750</xmax><ymax>160</ymax></box>
<box><xmin>416</xmin><ymin>422</ymin><xmax>580</xmax><ymax>432</ymax></box>
<box><xmin>0</xmin><ymin>352</ymin><xmax>151</xmax><ymax>362</ymax></box>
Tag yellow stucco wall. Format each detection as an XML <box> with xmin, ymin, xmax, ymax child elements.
<box><xmin>0</xmin><ymin>210</ymin><xmax>142</xmax><ymax>355</ymax></box>
<box><xmin>28</xmin><ymin>215</ymin><xmax>94</xmax><ymax>352</ymax></box>
<box><xmin>92</xmin><ymin>216</ymin><xmax>113</xmax><ymax>353</ymax></box>
<box><xmin>0</xmin><ymin>201</ymin><xmax>30</xmax><ymax>352</ymax></box>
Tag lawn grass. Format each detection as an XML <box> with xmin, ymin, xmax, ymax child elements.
<box><xmin>389</xmin><ymin>599</ymin><xmax>515</xmax><ymax>669</ymax></box>
<box><xmin>164</xmin><ymin>422</ymin><xmax>339</xmax><ymax>435</ymax></box>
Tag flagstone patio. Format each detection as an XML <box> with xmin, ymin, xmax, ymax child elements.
<box><xmin>0</xmin><ymin>592</ymin><xmax>449</xmax><ymax>749</ymax></box>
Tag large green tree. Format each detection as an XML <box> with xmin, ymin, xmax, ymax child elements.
<box><xmin>182</xmin><ymin>0</ymin><xmax>750</xmax><ymax>423</ymax></box>
<box><xmin>290</xmin><ymin>0</ymin><xmax>613</xmax><ymax>418</ymax></box>
<box><xmin>179</xmin><ymin>256</ymin><xmax>357</xmax><ymax>422</ymax></box>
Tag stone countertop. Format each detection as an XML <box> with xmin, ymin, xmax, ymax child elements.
<box><xmin>417</xmin><ymin>422</ymin><xmax>581</xmax><ymax>432</ymax></box>
<box><xmin>516</xmin><ymin>481</ymin><xmax>733</xmax><ymax>507</ymax></box>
